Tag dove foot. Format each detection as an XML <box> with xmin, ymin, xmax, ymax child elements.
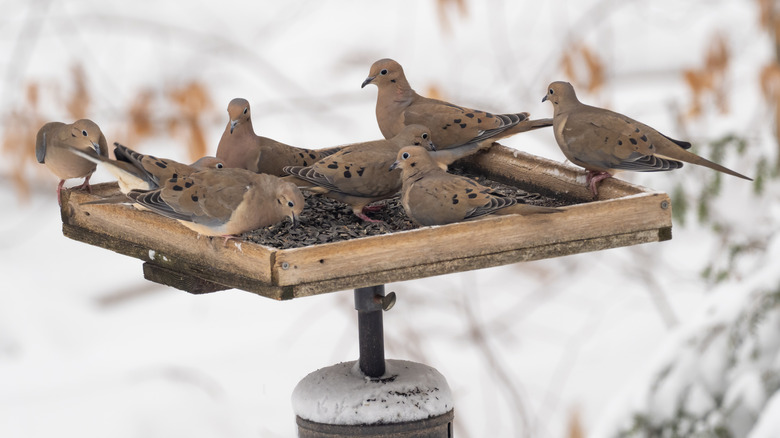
<box><xmin>586</xmin><ymin>170</ymin><xmax>612</xmax><ymax>198</ymax></box>
<box><xmin>355</xmin><ymin>212</ymin><xmax>384</xmax><ymax>223</ymax></box>
<box><xmin>362</xmin><ymin>203</ymin><xmax>386</xmax><ymax>213</ymax></box>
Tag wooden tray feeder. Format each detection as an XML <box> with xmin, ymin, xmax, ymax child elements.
<box><xmin>59</xmin><ymin>143</ymin><xmax>673</xmax><ymax>434</ymax></box>
<box><xmin>60</xmin><ymin>143</ymin><xmax>673</xmax><ymax>300</ymax></box>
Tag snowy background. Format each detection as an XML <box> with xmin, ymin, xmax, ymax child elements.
<box><xmin>1</xmin><ymin>1</ymin><xmax>778</xmax><ymax>437</ymax></box>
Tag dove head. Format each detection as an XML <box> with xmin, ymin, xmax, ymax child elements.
<box><xmin>227</xmin><ymin>98</ymin><xmax>251</xmax><ymax>134</ymax></box>
<box><xmin>70</xmin><ymin>119</ymin><xmax>105</xmax><ymax>155</ymax></box>
<box><xmin>362</xmin><ymin>58</ymin><xmax>407</xmax><ymax>89</ymax></box>
<box><xmin>542</xmin><ymin>81</ymin><xmax>579</xmax><ymax>109</ymax></box>
<box><xmin>276</xmin><ymin>182</ymin><xmax>305</xmax><ymax>227</ymax></box>
<box><xmin>390</xmin><ymin>146</ymin><xmax>436</xmax><ymax>175</ymax></box>
<box><xmin>393</xmin><ymin>124</ymin><xmax>435</xmax><ymax>151</ymax></box>
<box><xmin>191</xmin><ymin>156</ymin><xmax>225</xmax><ymax>171</ymax></box>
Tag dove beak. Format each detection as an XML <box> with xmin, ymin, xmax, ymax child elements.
<box><xmin>230</xmin><ymin>119</ymin><xmax>239</xmax><ymax>134</ymax></box>
<box><xmin>91</xmin><ymin>141</ymin><xmax>101</xmax><ymax>155</ymax></box>
<box><xmin>428</xmin><ymin>141</ymin><xmax>436</xmax><ymax>151</ymax></box>
<box><xmin>361</xmin><ymin>76</ymin><xmax>375</xmax><ymax>88</ymax></box>
<box><xmin>389</xmin><ymin>160</ymin><xmax>400</xmax><ymax>171</ymax></box>
<box><xmin>290</xmin><ymin>214</ymin><xmax>299</xmax><ymax>228</ymax></box>
<box><xmin>541</xmin><ymin>95</ymin><xmax>548</xmax><ymax>103</ymax></box>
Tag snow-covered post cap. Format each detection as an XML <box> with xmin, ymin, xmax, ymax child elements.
<box><xmin>291</xmin><ymin>359</ymin><xmax>453</xmax><ymax>426</ymax></box>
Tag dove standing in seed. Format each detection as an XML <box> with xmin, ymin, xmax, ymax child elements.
<box><xmin>542</xmin><ymin>81</ymin><xmax>753</xmax><ymax>198</ymax></box>
<box><xmin>362</xmin><ymin>58</ymin><xmax>552</xmax><ymax>150</ymax></box>
<box><xmin>216</xmin><ymin>98</ymin><xmax>340</xmax><ymax>176</ymax></box>
<box><xmin>35</xmin><ymin>119</ymin><xmax>109</xmax><ymax>205</ymax></box>
<box><xmin>390</xmin><ymin>146</ymin><xmax>561</xmax><ymax>226</ymax></box>
<box><xmin>66</xmin><ymin>141</ymin><xmax>224</xmax><ymax>196</ymax></box>
<box><xmin>127</xmin><ymin>168</ymin><xmax>304</xmax><ymax>239</ymax></box>
<box><xmin>283</xmin><ymin>124</ymin><xmax>435</xmax><ymax>222</ymax></box>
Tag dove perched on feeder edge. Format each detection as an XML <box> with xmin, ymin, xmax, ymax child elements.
<box><xmin>35</xmin><ymin>119</ymin><xmax>109</xmax><ymax>205</ymax></box>
<box><xmin>362</xmin><ymin>58</ymin><xmax>553</xmax><ymax>150</ymax></box>
<box><xmin>390</xmin><ymin>146</ymin><xmax>561</xmax><ymax>226</ymax></box>
<box><xmin>542</xmin><ymin>81</ymin><xmax>752</xmax><ymax>198</ymax></box>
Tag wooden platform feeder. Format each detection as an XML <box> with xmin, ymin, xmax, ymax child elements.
<box><xmin>60</xmin><ymin>143</ymin><xmax>672</xmax><ymax>300</ymax></box>
<box><xmin>59</xmin><ymin>143</ymin><xmax>673</xmax><ymax>436</ymax></box>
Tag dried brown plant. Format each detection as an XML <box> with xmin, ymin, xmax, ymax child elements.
<box><xmin>560</xmin><ymin>43</ymin><xmax>605</xmax><ymax>94</ymax></box>
<box><xmin>1</xmin><ymin>83</ymin><xmax>45</xmax><ymax>200</ymax></box>
<box><xmin>436</xmin><ymin>0</ymin><xmax>468</xmax><ymax>34</ymax></box>
<box><xmin>167</xmin><ymin>81</ymin><xmax>213</xmax><ymax>161</ymax></box>
<box><xmin>682</xmin><ymin>33</ymin><xmax>730</xmax><ymax>119</ymax></box>
<box><xmin>65</xmin><ymin>64</ymin><xmax>90</xmax><ymax>120</ymax></box>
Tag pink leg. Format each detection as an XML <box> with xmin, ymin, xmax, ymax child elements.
<box><xmin>362</xmin><ymin>203</ymin><xmax>385</xmax><ymax>213</ymax></box>
<box><xmin>73</xmin><ymin>174</ymin><xmax>93</xmax><ymax>194</ymax></box>
<box><xmin>586</xmin><ymin>170</ymin><xmax>612</xmax><ymax>198</ymax></box>
<box><xmin>355</xmin><ymin>212</ymin><xmax>384</xmax><ymax>223</ymax></box>
<box><xmin>56</xmin><ymin>179</ymin><xmax>66</xmax><ymax>206</ymax></box>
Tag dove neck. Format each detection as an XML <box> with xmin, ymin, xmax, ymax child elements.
<box><xmin>379</xmin><ymin>77</ymin><xmax>414</xmax><ymax>104</ymax></box>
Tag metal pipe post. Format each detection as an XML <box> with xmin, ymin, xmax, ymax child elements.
<box><xmin>354</xmin><ymin>285</ymin><xmax>386</xmax><ymax>378</ymax></box>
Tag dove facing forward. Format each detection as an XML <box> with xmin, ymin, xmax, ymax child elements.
<box><xmin>362</xmin><ymin>58</ymin><xmax>552</xmax><ymax>150</ymax></box>
<box><xmin>65</xmin><ymin>141</ymin><xmax>224</xmax><ymax>196</ymax></box>
<box><xmin>216</xmin><ymin>98</ymin><xmax>340</xmax><ymax>176</ymax></box>
<box><xmin>35</xmin><ymin>119</ymin><xmax>109</xmax><ymax>205</ymax></box>
<box><xmin>542</xmin><ymin>81</ymin><xmax>752</xmax><ymax>198</ymax></box>
<box><xmin>283</xmin><ymin>124</ymin><xmax>435</xmax><ymax>222</ymax></box>
<box><xmin>390</xmin><ymin>146</ymin><xmax>561</xmax><ymax>226</ymax></box>
<box><xmin>127</xmin><ymin>168</ymin><xmax>304</xmax><ymax>238</ymax></box>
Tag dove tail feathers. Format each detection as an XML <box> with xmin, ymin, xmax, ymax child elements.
<box><xmin>666</xmin><ymin>148</ymin><xmax>753</xmax><ymax>181</ymax></box>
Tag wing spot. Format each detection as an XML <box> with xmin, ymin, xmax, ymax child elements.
<box><xmin>460</xmin><ymin>124</ymin><xmax>467</xmax><ymax>128</ymax></box>
<box><xmin>629</xmin><ymin>138</ymin><xmax>638</xmax><ymax>145</ymax></box>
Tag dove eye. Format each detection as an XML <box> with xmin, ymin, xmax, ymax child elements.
<box><xmin>216</xmin><ymin>163</ymin><xmax>224</xmax><ymax>169</ymax></box>
<box><xmin>422</xmin><ymin>133</ymin><xmax>429</xmax><ymax>139</ymax></box>
<box><xmin>287</xmin><ymin>201</ymin><xmax>294</xmax><ymax>208</ymax></box>
<box><xmin>549</xmin><ymin>89</ymin><xmax>554</xmax><ymax>95</ymax></box>
<box><xmin>402</xmin><ymin>152</ymin><xmax>410</xmax><ymax>159</ymax></box>
<box><xmin>243</xmin><ymin>107</ymin><xmax>248</xmax><ymax>115</ymax></box>
<box><xmin>82</xmin><ymin>130</ymin><xmax>88</xmax><ymax>136</ymax></box>
<box><xmin>380</xmin><ymin>69</ymin><xmax>388</xmax><ymax>75</ymax></box>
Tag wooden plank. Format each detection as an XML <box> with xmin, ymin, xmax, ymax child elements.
<box><xmin>272</xmin><ymin>191</ymin><xmax>671</xmax><ymax>286</ymax></box>
<box><xmin>284</xmin><ymin>227</ymin><xmax>671</xmax><ymax>299</ymax></box>
<box><xmin>142</xmin><ymin>262</ymin><xmax>229</xmax><ymax>294</ymax></box>
<box><xmin>459</xmin><ymin>144</ymin><xmax>641</xmax><ymax>201</ymax></box>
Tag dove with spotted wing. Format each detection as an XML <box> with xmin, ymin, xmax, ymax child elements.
<box><xmin>127</xmin><ymin>168</ymin><xmax>304</xmax><ymax>238</ymax></box>
<box><xmin>390</xmin><ymin>146</ymin><xmax>561</xmax><ymax>226</ymax></box>
<box><xmin>542</xmin><ymin>81</ymin><xmax>752</xmax><ymax>197</ymax></box>
<box><xmin>362</xmin><ymin>58</ymin><xmax>552</xmax><ymax>149</ymax></box>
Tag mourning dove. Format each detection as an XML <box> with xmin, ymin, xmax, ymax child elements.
<box><xmin>542</xmin><ymin>81</ymin><xmax>753</xmax><ymax>197</ymax></box>
<box><xmin>216</xmin><ymin>98</ymin><xmax>340</xmax><ymax>176</ymax></box>
<box><xmin>390</xmin><ymin>146</ymin><xmax>561</xmax><ymax>226</ymax></box>
<box><xmin>66</xmin><ymin>141</ymin><xmax>224</xmax><ymax>195</ymax></box>
<box><xmin>362</xmin><ymin>58</ymin><xmax>552</xmax><ymax>149</ymax></box>
<box><xmin>283</xmin><ymin>124</ymin><xmax>435</xmax><ymax>222</ymax></box>
<box><xmin>127</xmin><ymin>168</ymin><xmax>304</xmax><ymax>238</ymax></box>
<box><xmin>35</xmin><ymin>119</ymin><xmax>109</xmax><ymax>205</ymax></box>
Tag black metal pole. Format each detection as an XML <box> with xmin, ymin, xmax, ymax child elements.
<box><xmin>354</xmin><ymin>285</ymin><xmax>386</xmax><ymax>378</ymax></box>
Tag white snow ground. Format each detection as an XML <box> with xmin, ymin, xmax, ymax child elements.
<box><xmin>0</xmin><ymin>1</ymin><xmax>778</xmax><ymax>437</ymax></box>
